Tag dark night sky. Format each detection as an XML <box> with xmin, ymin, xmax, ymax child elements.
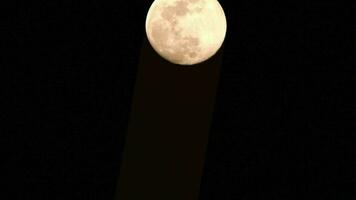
<box><xmin>2</xmin><ymin>0</ymin><xmax>356</xmax><ymax>199</ymax></box>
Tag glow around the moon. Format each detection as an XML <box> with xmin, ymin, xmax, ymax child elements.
<box><xmin>145</xmin><ymin>0</ymin><xmax>227</xmax><ymax>65</ymax></box>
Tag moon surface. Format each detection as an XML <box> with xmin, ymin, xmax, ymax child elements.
<box><xmin>145</xmin><ymin>0</ymin><xmax>227</xmax><ymax>65</ymax></box>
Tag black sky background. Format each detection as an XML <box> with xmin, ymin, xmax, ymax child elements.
<box><xmin>2</xmin><ymin>0</ymin><xmax>356</xmax><ymax>199</ymax></box>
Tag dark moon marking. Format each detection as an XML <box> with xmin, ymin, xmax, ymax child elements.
<box><xmin>150</xmin><ymin>0</ymin><xmax>206</xmax><ymax>64</ymax></box>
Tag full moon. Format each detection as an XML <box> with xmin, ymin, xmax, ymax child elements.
<box><xmin>145</xmin><ymin>0</ymin><xmax>227</xmax><ymax>65</ymax></box>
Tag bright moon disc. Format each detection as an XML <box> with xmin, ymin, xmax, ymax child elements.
<box><xmin>145</xmin><ymin>0</ymin><xmax>227</xmax><ymax>65</ymax></box>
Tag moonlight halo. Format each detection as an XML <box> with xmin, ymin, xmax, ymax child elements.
<box><xmin>145</xmin><ymin>0</ymin><xmax>227</xmax><ymax>65</ymax></box>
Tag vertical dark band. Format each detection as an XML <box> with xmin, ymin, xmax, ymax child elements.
<box><xmin>114</xmin><ymin>35</ymin><xmax>224</xmax><ymax>200</ymax></box>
